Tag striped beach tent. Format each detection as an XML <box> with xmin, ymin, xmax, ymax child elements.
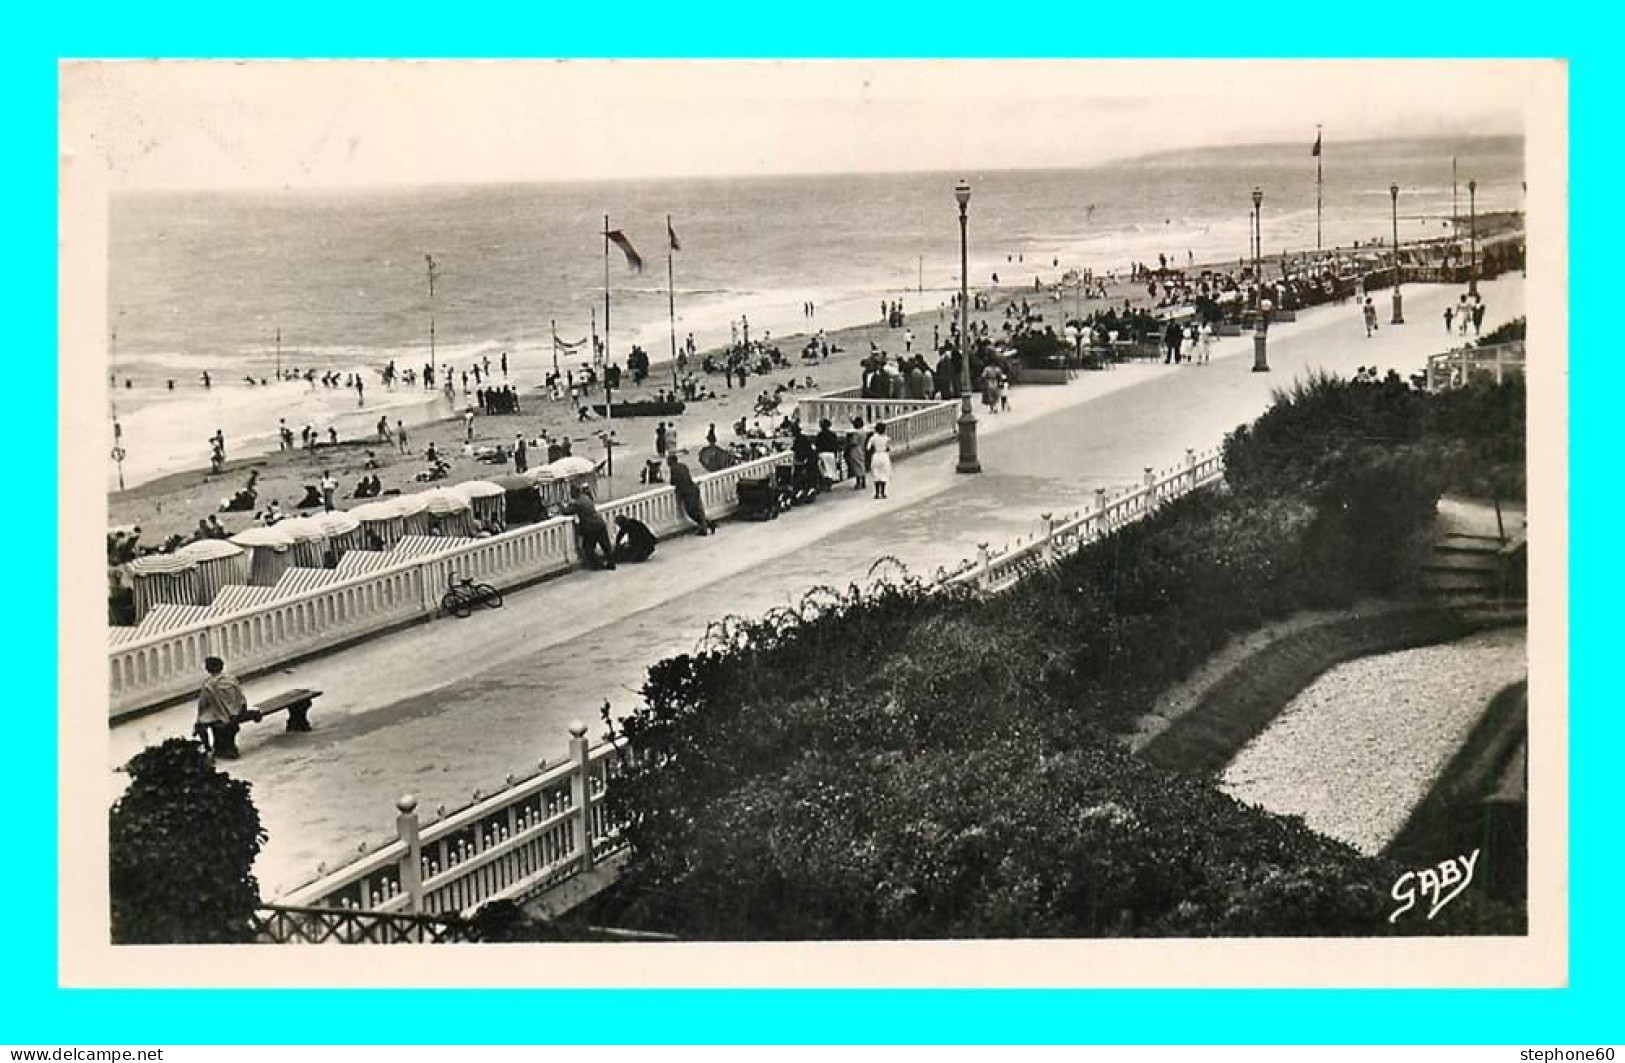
<box><xmin>127</xmin><ymin>552</ymin><xmax>200</xmax><ymax>623</ymax></box>
<box><xmin>312</xmin><ymin>510</ymin><xmax>363</xmax><ymax>559</ymax></box>
<box><xmin>421</xmin><ymin>487</ymin><xmax>476</xmax><ymax>538</ymax></box>
<box><xmin>494</xmin><ymin>473</ymin><xmax>544</xmax><ymax>525</ymax></box>
<box><xmin>349</xmin><ymin>499</ymin><xmax>406</xmax><ymax>550</ymax></box>
<box><xmin>230</xmin><ymin>524</ymin><xmax>295</xmax><ymax>587</ymax></box>
<box><xmin>276</xmin><ymin>517</ymin><xmax>332</xmax><ymax>569</ymax></box>
<box><xmin>174</xmin><ymin>538</ymin><xmax>250</xmax><ymax>606</ymax></box>
<box><xmin>454</xmin><ymin>479</ymin><xmax>507</xmax><ymax>527</ymax></box>
<box><xmin>391</xmin><ymin>492</ymin><xmax>434</xmax><ymax>537</ymax></box>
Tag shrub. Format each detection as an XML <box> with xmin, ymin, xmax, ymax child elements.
<box><xmin>595</xmin><ymin>374</ymin><xmax>1524</xmax><ymax>939</ymax></box>
<box><xmin>109</xmin><ymin>738</ymin><xmax>267</xmax><ymax>943</ymax></box>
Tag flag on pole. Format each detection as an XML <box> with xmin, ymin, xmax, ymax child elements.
<box><xmin>553</xmin><ymin>332</ymin><xmax>589</xmax><ymax>351</ymax></box>
<box><xmin>668</xmin><ymin>219</ymin><xmax>681</xmax><ymax>252</ymax></box>
<box><xmin>606</xmin><ymin>230</ymin><xmax>644</xmax><ymax>272</ymax></box>
<box><xmin>1311</xmin><ymin>130</ymin><xmax>1322</xmax><ymax>157</ymax></box>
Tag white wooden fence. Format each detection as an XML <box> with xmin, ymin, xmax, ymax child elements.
<box><xmin>274</xmin><ymin>722</ymin><xmax>624</xmax><ymax>920</ymax></box>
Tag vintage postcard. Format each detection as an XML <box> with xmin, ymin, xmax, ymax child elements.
<box><xmin>58</xmin><ymin>59</ymin><xmax>1568</xmax><ymax>988</ymax></box>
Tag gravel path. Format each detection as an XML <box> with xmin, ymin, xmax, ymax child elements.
<box><xmin>1219</xmin><ymin>627</ymin><xmax>1527</xmax><ymax>855</ymax></box>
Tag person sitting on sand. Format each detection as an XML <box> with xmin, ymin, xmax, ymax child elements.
<box><xmin>296</xmin><ymin>485</ymin><xmax>324</xmax><ymax>510</ymax></box>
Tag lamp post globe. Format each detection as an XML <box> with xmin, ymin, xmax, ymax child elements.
<box><xmin>954</xmin><ymin>179</ymin><xmax>981</xmax><ymax>474</ymax></box>
<box><xmin>1390</xmin><ymin>183</ymin><xmax>1405</xmax><ymax>325</ymax></box>
<box><xmin>1468</xmin><ymin>179</ymin><xmax>1479</xmax><ymax>297</ymax></box>
<box><xmin>1251</xmin><ymin>187</ymin><xmax>1269</xmax><ymax>372</ymax></box>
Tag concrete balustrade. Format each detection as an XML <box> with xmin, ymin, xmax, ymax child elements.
<box><xmin>108</xmin><ymin>450</ymin><xmax>795</xmax><ymax>719</ymax></box>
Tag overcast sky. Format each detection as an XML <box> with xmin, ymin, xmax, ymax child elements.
<box><xmin>60</xmin><ymin>60</ymin><xmax>1548</xmax><ymax>190</ymax></box>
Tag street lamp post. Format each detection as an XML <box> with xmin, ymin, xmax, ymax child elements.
<box><xmin>1390</xmin><ymin>183</ymin><xmax>1405</xmax><ymax>325</ymax></box>
<box><xmin>1468</xmin><ymin>179</ymin><xmax>1479</xmax><ymax>297</ymax></box>
<box><xmin>954</xmin><ymin>179</ymin><xmax>981</xmax><ymax>474</ymax></box>
<box><xmin>1251</xmin><ymin>186</ymin><xmax>1268</xmax><ymax>372</ymax></box>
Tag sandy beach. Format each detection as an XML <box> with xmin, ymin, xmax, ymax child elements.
<box><xmin>106</xmin><ymin>216</ymin><xmax>1504</xmax><ymax>551</ymax></box>
<box><xmin>107</xmin><ymin>273</ymin><xmax>1144</xmax><ymax>545</ymax></box>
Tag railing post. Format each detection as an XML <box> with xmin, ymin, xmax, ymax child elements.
<box><xmin>1041</xmin><ymin>512</ymin><xmax>1056</xmax><ymax>562</ymax></box>
<box><xmin>414</xmin><ymin>561</ymin><xmax>431</xmax><ymax>617</ymax></box>
<box><xmin>1495</xmin><ymin>344</ymin><xmax>1505</xmax><ymax>385</ymax></box>
<box><xmin>977</xmin><ymin>542</ymin><xmax>991</xmax><ymax>584</ymax></box>
<box><xmin>1143</xmin><ymin>466</ymin><xmax>1157</xmax><ymax>506</ymax></box>
<box><xmin>1095</xmin><ymin>487</ymin><xmax>1108</xmax><ymax>532</ymax></box>
<box><xmin>395</xmin><ymin>794</ymin><xmax>424</xmax><ymax>915</ymax></box>
<box><xmin>1185</xmin><ymin>448</ymin><xmax>1197</xmax><ymax>493</ymax></box>
<box><xmin>568</xmin><ymin>720</ymin><xmax>595</xmax><ymax>871</ymax></box>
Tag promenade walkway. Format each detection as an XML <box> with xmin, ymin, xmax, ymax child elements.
<box><xmin>108</xmin><ymin>275</ymin><xmax>1526</xmax><ymax>896</ymax></box>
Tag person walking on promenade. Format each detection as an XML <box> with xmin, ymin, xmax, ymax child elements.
<box><xmin>464</xmin><ymin>408</ymin><xmax>475</xmax><ymax>443</ymax></box>
<box><xmin>613</xmin><ymin>513</ymin><xmax>657</xmax><ymax>564</ymax></box>
<box><xmin>1444</xmin><ymin>306</ymin><xmax>1455</xmax><ymax>334</ymax></box>
<box><xmin>320</xmin><ymin>470</ymin><xmax>338</xmax><ymax>513</ymax></box>
<box><xmin>195</xmin><ymin>656</ymin><xmax>249</xmax><ymax>760</ymax></box>
<box><xmin>867</xmin><ymin>422</ymin><xmax>893</xmax><ymax>500</ymax></box>
<box><xmin>396</xmin><ymin>420</ymin><xmax>410</xmax><ymax>454</ymax></box>
<box><xmin>655</xmin><ymin>421</ymin><xmax>668</xmax><ymax>458</ymax></box>
<box><xmin>1198</xmin><ymin>320</ymin><xmax>1215</xmax><ymax>365</ymax></box>
<box><xmin>667</xmin><ymin>452</ymin><xmax>717</xmax><ymax>536</ymax></box>
<box><xmin>514</xmin><ymin>434</ymin><xmax>529</xmax><ymax>474</ymax></box>
<box><xmin>846</xmin><ymin>417</ymin><xmax>870</xmax><ymax>491</ymax></box>
<box><xmin>1472</xmin><ymin>298</ymin><xmax>1486</xmax><ymax>336</ymax></box>
<box><xmin>561</xmin><ymin>485</ymin><xmax>614</xmax><ymax>569</ymax></box>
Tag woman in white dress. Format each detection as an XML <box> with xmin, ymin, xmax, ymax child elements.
<box><xmin>867</xmin><ymin>422</ymin><xmax>893</xmax><ymax>500</ymax></box>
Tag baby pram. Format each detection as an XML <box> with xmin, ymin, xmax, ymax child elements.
<box><xmin>778</xmin><ymin>459</ymin><xmax>820</xmax><ymax>508</ymax></box>
<box><xmin>735</xmin><ymin>476</ymin><xmax>780</xmax><ymax>521</ymax></box>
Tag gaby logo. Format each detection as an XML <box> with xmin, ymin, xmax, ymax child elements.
<box><xmin>1389</xmin><ymin>849</ymin><xmax>1480</xmax><ymax>923</ymax></box>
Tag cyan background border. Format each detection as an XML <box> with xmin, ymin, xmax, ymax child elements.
<box><xmin>20</xmin><ymin>3</ymin><xmax>1603</xmax><ymax>1043</ymax></box>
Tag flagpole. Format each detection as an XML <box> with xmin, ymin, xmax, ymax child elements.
<box><xmin>275</xmin><ymin>327</ymin><xmax>282</xmax><ymax>380</ymax></box>
<box><xmin>1315</xmin><ymin>125</ymin><xmax>1323</xmax><ymax>252</ymax></box>
<box><xmin>602</xmin><ymin>214</ymin><xmax>614</xmax><ymax>478</ymax></box>
<box><xmin>667</xmin><ymin>213</ymin><xmax>679</xmax><ymax>390</ymax></box>
<box><xmin>551</xmin><ymin>318</ymin><xmax>559</xmax><ymax>377</ymax></box>
<box><xmin>1453</xmin><ymin>156</ymin><xmax>1460</xmax><ymax>238</ymax></box>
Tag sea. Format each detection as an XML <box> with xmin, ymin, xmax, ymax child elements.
<box><xmin>106</xmin><ymin>134</ymin><xmax>1524</xmax><ymax>489</ymax></box>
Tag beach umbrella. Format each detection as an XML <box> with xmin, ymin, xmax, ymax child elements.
<box><xmin>175</xmin><ymin>538</ymin><xmax>248</xmax><ymax>606</ymax></box>
<box><xmin>127</xmin><ymin>552</ymin><xmax>200</xmax><ymax>621</ymax></box>
<box><xmin>546</xmin><ymin>455</ymin><xmax>596</xmax><ymax>478</ymax></box>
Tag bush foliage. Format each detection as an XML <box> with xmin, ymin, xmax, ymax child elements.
<box><xmin>110</xmin><ymin>738</ymin><xmax>267</xmax><ymax>944</ymax></box>
<box><xmin>597</xmin><ymin>374</ymin><xmax>1526</xmax><ymax>939</ymax></box>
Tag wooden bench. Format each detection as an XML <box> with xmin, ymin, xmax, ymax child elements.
<box><xmin>247</xmin><ymin>688</ymin><xmax>322</xmax><ymax>733</ymax></box>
